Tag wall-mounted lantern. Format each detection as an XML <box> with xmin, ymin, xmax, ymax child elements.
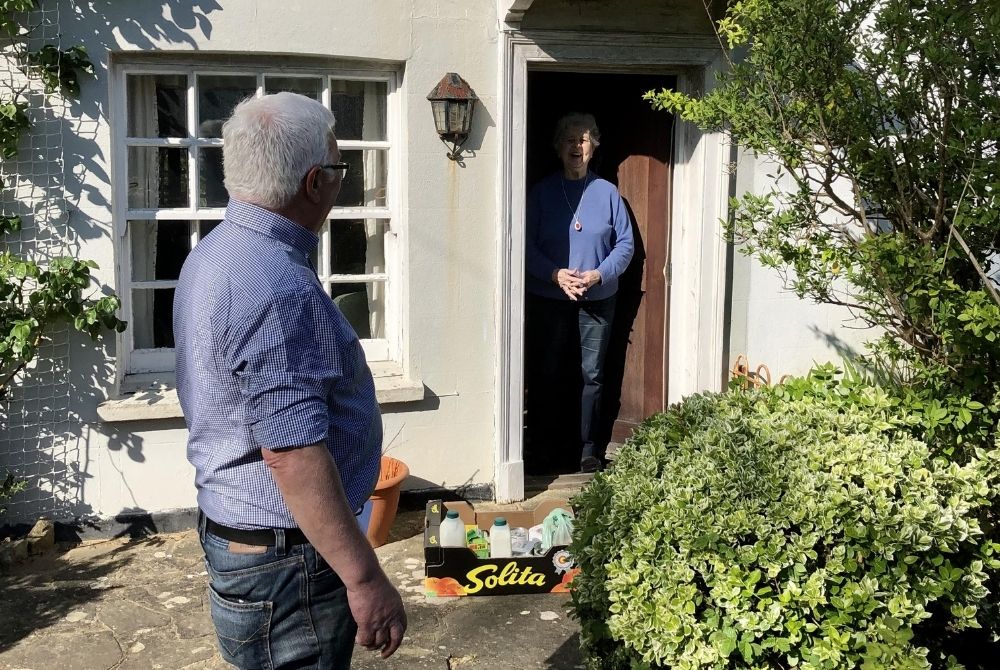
<box><xmin>427</xmin><ymin>73</ymin><xmax>478</xmax><ymax>161</ymax></box>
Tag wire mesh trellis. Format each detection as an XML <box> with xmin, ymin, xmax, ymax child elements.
<box><xmin>0</xmin><ymin>3</ymin><xmax>87</xmax><ymax>522</ymax></box>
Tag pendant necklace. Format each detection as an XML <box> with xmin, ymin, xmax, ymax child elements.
<box><xmin>561</xmin><ymin>172</ymin><xmax>592</xmax><ymax>232</ymax></box>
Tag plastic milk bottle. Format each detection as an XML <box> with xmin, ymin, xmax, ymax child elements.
<box><xmin>440</xmin><ymin>509</ymin><xmax>466</xmax><ymax>547</ymax></box>
<box><xmin>489</xmin><ymin>517</ymin><xmax>512</xmax><ymax>558</ymax></box>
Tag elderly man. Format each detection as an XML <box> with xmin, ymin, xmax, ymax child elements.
<box><xmin>174</xmin><ymin>92</ymin><xmax>406</xmax><ymax>669</ymax></box>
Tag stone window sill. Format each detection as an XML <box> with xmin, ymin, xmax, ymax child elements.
<box><xmin>96</xmin><ymin>361</ymin><xmax>425</xmax><ymax>423</ymax></box>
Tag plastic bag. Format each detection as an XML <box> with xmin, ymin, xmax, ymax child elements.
<box><xmin>541</xmin><ymin>508</ymin><xmax>574</xmax><ymax>552</ymax></box>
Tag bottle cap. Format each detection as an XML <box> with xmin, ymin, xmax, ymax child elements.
<box><xmin>446</xmin><ymin>510</ymin><xmax>460</xmax><ymax>519</ymax></box>
<box><xmin>493</xmin><ymin>517</ymin><xmax>508</xmax><ymax>526</ymax></box>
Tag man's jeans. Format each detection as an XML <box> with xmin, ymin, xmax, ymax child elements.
<box><xmin>198</xmin><ymin>516</ymin><xmax>356</xmax><ymax>670</ymax></box>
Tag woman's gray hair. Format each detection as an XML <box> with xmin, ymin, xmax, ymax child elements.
<box><xmin>552</xmin><ymin>112</ymin><xmax>601</xmax><ymax>150</ymax></box>
<box><xmin>222</xmin><ymin>92</ymin><xmax>336</xmax><ymax>210</ymax></box>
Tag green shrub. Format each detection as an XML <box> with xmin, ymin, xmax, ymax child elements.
<box><xmin>570</xmin><ymin>377</ymin><xmax>1000</xmax><ymax>669</ymax></box>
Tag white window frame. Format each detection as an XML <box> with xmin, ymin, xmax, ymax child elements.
<box><xmin>109</xmin><ymin>58</ymin><xmax>403</xmax><ymax>390</ymax></box>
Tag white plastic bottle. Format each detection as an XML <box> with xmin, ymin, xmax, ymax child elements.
<box><xmin>489</xmin><ymin>517</ymin><xmax>512</xmax><ymax>558</ymax></box>
<box><xmin>440</xmin><ymin>509</ymin><xmax>467</xmax><ymax>548</ymax></box>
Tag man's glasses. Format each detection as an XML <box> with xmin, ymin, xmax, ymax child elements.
<box><xmin>321</xmin><ymin>162</ymin><xmax>349</xmax><ymax>179</ymax></box>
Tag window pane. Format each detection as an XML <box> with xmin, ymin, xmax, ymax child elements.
<box><xmin>336</xmin><ymin>150</ymin><xmax>387</xmax><ymax>207</ymax></box>
<box><xmin>198</xmin><ymin>75</ymin><xmax>256</xmax><ymax>138</ymax></box>
<box><xmin>126</xmin><ymin>74</ymin><xmax>187</xmax><ymax>138</ymax></box>
<box><xmin>127</xmin><ymin>147</ymin><xmax>188</xmax><ymax>209</ymax></box>
<box><xmin>329</xmin><ymin>283</ymin><xmax>385</xmax><ymax>340</ymax></box>
<box><xmin>130</xmin><ymin>221</ymin><xmax>191</xmax><ymax>281</ymax></box>
<box><xmin>199</xmin><ymin>147</ymin><xmax>227</xmax><ymax>207</ymax></box>
<box><xmin>132</xmin><ymin>288</ymin><xmax>176</xmax><ymax>349</ymax></box>
<box><xmin>328</xmin><ymin>220</ymin><xmax>386</xmax><ymax>275</ymax></box>
<box><xmin>330</xmin><ymin>80</ymin><xmax>387</xmax><ymax>141</ymax></box>
<box><xmin>265</xmin><ymin>76</ymin><xmax>321</xmax><ymax>100</ymax></box>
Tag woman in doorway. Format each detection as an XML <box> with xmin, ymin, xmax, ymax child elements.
<box><xmin>525</xmin><ymin>112</ymin><xmax>635</xmax><ymax>474</ymax></box>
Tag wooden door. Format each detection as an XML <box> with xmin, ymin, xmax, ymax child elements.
<box><xmin>606</xmin><ymin>148</ymin><xmax>671</xmax><ymax>443</ymax></box>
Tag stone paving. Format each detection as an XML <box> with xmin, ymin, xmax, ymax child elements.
<box><xmin>0</xmin><ymin>483</ymin><xmax>589</xmax><ymax>670</ymax></box>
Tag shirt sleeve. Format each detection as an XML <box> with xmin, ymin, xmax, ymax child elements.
<box><xmin>596</xmin><ymin>189</ymin><xmax>635</xmax><ymax>283</ymax></box>
<box><xmin>224</xmin><ymin>285</ymin><xmax>342</xmax><ymax>450</ymax></box>
<box><xmin>525</xmin><ymin>183</ymin><xmax>560</xmax><ymax>281</ymax></box>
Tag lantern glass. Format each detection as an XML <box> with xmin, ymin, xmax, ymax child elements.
<box><xmin>432</xmin><ymin>100</ymin><xmax>475</xmax><ymax>138</ymax></box>
<box><xmin>448</xmin><ymin>101</ymin><xmax>472</xmax><ymax>135</ymax></box>
<box><xmin>430</xmin><ymin>100</ymin><xmax>450</xmax><ymax>135</ymax></box>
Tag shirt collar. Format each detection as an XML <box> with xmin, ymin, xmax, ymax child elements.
<box><xmin>224</xmin><ymin>198</ymin><xmax>318</xmax><ymax>258</ymax></box>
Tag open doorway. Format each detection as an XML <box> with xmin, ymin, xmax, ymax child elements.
<box><xmin>522</xmin><ymin>70</ymin><xmax>676</xmax><ymax>475</ymax></box>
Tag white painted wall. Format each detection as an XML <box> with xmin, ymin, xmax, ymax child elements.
<box><xmin>521</xmin><ymin>0</ymin><xmax>724</xmax><ymax>33</ymax></box>
<box><xmin>726</xmin><ymin>149</ymin><xmax>874</xmax><ymax>380</ymax></box>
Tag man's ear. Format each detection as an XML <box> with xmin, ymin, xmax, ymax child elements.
<box><xmin>304</xmin><ymin>166</ymin><xmax>322</xmax><ymax>201</ymax></box>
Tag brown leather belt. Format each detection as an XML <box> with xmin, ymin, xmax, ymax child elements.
<box><xmin>205</xmin><ymin>516</ymin><xmax>309</xmax><ymax>547</ymax></box>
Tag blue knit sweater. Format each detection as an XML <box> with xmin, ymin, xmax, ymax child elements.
<box><xmin>525</xmin><ymin>171</ymin><xmax>634</xmax><ymax>301</ymax></box>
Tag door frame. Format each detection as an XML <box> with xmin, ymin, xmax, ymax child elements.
<box><xmin>494</xmin><ymin>29</ymin><xmax>731</xmax><ymax>502</ymax></box>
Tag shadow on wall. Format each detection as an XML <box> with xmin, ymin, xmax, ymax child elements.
<box><xmin>0</xmin><ymin>333</ymin><xmax>153</xmax><ymax>525</ymax></box>
<box><xmin>809</xmin><ymin>324</ymin><xmax>865</xmax><ymax>361</ymax></box>
<box><xmin>444</xmin><ymin>94</ymin><xmax>497</xmax><ymax>168</ymax></box>
<box><xmin>73</xmin><ymin>0</ymin><xmax>221</xmax><ymax>48</ymax></box>
<box><xmin>0</xmin><ymin>2</ymin><xmax>220</xmax><ymax>525</ymax></box>
<box><xmin>401</xmin><ymin>474</ymin><xmax>492</xmax><ymax>502</ymax></box>
<box><xmin>61</xmin><ymin>0</ymin><xmax>223</xmax><ymax>226</ymax></box>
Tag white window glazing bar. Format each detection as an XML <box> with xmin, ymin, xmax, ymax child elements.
<box><xmin>337</xmin><ymin>140</ymin><xmax>390</xmax><ymax>151</ymax></box>
<box><xmin>327</xmin><ymin>207</ymin><xmax>391</xmax><ymax>219</ymax></box>
<box><xmin>321</xmin><ymin>274</ymin><xmax>389</xmax><ymax>283</ymax></box>
<box><xmin>123</xmin><ymin>137</ymin><xmax>223</xmax><ymax>147</ymax></box>
<box><xmin>319</xmin><ymin>222</ymin><xmax>332</xmax><ymax>278</ymax></box>
<box><xmin>112</xmin><ymin>65</ymin><xmax>132</xmax><ymax>385</ymax></box>
<box><xmin>127</xmin><ymin>208</ymin><xmax>228</xmax><ymax>220</ymax></box>
<box><xmin>126</xmin><ymin>209</ymin><xmax>390</xmax><ymax>220</ymax></box>
<box><xmin>131</xmin><ymin>280</ymin><xmax>180</xmax><ymax>290</ymax></box>
<box><xmin>187</xmin><ymin>74</ymin><xmax>199</xmax><ymax>213</ymax></box>
<box><xmin>319</xmin><ymin>79</ymin><xmax>333</xmax><ymax>280</ymax></box>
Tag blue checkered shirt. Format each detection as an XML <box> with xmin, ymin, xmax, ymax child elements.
<box><xmin>174</xmin><ymin>199</ymin><xmax>382</xmax><ymax>530</ymax></box>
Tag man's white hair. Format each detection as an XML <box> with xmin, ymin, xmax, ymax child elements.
<box><xmin>222</xmin><ymin>92</ymin><xmax>336</xmax><ymax>209</ymax></box>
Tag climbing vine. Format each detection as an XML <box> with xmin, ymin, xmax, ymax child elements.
<box><xmin>0</xmin><ymin>1</ymin><xmax>125</xmax><ymax>507</ymax></box>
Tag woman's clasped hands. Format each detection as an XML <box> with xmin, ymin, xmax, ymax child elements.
<box><xmin>552</xmin><ymin>268</ymin><xmax>601</xmax><ymax>301</ymax></box>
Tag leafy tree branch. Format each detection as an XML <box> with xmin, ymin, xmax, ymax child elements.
<box><xmin>649</xmin><ymin>0</ymin><xmax>1000</xmax><ymax>453</ymax></box>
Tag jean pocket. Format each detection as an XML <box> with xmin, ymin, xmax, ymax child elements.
<box><xmin>207</xmin><ymin>583</ymin><xmax>273</xmax><ymax>669</ymax></box>
<box><xmin>310</xmin><ymin>550</ymin><xmax>334</xmax><ymax>580</ymax></box>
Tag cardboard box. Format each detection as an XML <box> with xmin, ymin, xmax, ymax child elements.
<box><xmin>423</xmin><ymin>498</ymin><xmax>578</xmax><ymax>597</ymax></box>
